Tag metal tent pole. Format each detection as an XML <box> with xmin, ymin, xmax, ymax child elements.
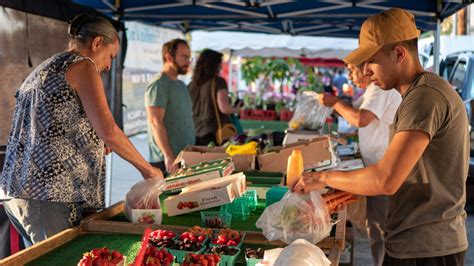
<box><xmin>433</xmin><ymin>17</ymin><xmax>441</xmax><ymax>74</ymax></box>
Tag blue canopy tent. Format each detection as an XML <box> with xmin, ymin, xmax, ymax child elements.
<box><xmin>72</xmin><ymin>0</ymin><xmax>471</xmax><ymax>72</ymax></box>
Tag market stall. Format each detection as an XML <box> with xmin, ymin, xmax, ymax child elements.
<box><xmin>0</xmin><ymin>196</ymin><xmax>348</xmax><ymax>266</ymax></box>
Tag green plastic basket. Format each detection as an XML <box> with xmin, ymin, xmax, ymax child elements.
<box><xmin>168</xmin><ymin>245</ymin><xmax>206</xmax><ymax>263</ymax></box>
<box><xmin>201</xmin><ymin>211</ymin><xmax>232</xmax><ymax>228</ymax></box>
<box><xmin>244</xmin><ymin>190</ymin><xmax>258</xmax><ymax>212</ymax></box>
<box><xmin>265</xmin><ymin>186</ymin><xmax>289</xmax><ymax>207</ymax></box>
<box><xmin>205</xmin><ymin>248</ymin><xmax>241</xmax><ymax>266</ymax></box>
<box><xmin>246</xmin><ymin>257</ymin><xmax>263</xmax><ymax>266</ymax></box>
<box><xmin>221</xmin><ymin>197</ymin><xmax>250</xmax><ymax>220</ymax></box>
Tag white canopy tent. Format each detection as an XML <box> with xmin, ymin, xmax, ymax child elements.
<box><xmin>190</xmin><ymin>30</ymin><xmax>358</xmax><ymax>60</ymax></box>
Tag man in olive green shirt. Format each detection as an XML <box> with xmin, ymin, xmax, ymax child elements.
<box><xmin>293</xmin><ymin>8</ymin><xmax>468</xmax><ymax>265</ymax></box>
<box><xmin>145</xmin><ymin>39</ymin><xmax>195</xmax><ymax>174</ymax></box>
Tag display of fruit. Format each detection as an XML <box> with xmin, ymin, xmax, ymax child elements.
<box><xmin>177</xmin><ymin>201</ymin><xmax>199</xmax><ymax>210</ymax></box>
<box><xmin>182</xmin><ymin>254</ymin><xmax>220</xmax><ymax>266</ymax></box>
<box><xmin>211</xmin><ymin>229</ymin><xmax>241</xmax><ymax>247</ymax></box>
<box><xmin>206</xmin><ymin>246</ymin><xmax>239</xmax><ymax>256</ymax></box>
<box><xmin>77</xmin><ymin>247</ymin><xmax>124</xmax><ymax>266</ymax></box>
<box><xmin>141</xmin><ymin>245</ymin><xmax>174</xmax><ymax>266</ymax></box>
<box><xmin>178</xmin><ymin>232</ymin><xmax>207</xmax><ymax>243</ymax></box>
<box><xmin>149</xmin><ymin>230</ymin><xmax>176</xmax><ymax>248</ymax></box>
<box><xmin>188</xmin><ymin>226</ymin><xmax>213</xmax><ymax>238</ymax></box>
<box><xmin>169</xmin><ymin>234</ymin><xmax>203</xmax><ymax>252</ymax></box>
<box><xmin>245</xmin><ymin>247</ymin><xmax>264</xmax><ymax>259</ymax></box>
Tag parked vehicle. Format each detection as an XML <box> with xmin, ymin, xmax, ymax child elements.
<box><xmin>439</xmin><ymin>51</ymin><xmax>474</xmax><ymax>212</ymax></box>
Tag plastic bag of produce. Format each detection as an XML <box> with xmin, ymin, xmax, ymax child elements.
<box><xmin>288</xmin><ymin>91</ymin><xmax>332</xmax><ymax>131</ymax></box>
<box><xmin>274</xmin><ymin>239</ymin><xmax>330</xmax><ymax>266</ymax></box>
<box><xmin>256</xmin><ymin>191</ymin><xmax>332</xmax><ymax>244</ymax></box>
<box><xmin>124</xmin><ymin>178</ymin><xmax>166</xmax><ymax>224</ymax></box>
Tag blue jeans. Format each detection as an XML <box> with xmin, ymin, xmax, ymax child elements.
<box><xmin>3</xmin><ymin>199</ymin><xmax>84</xmax><ymax>246</ymax></box>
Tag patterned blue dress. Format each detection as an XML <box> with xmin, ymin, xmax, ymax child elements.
<box><xmin>1</xmin><ymin>52</ymin><xmax>106</xmax><ymax>210</ymax></box>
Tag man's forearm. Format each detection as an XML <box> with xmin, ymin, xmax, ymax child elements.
<box><xmin>332</xmin><ymin>100</ymin><xmax>361</xmax><ymax>127</ymax></box>
<box><xmin>152</xmin><ymin>122</ymin><xmax>174</xmax><ymax>159</ymax></box>
<box><xmin>322</xmin><ymin>163</ymin><xmax>390</xmax><ymax>196</ymax></box>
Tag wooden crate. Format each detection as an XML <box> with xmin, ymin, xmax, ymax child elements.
<box><xmin>0</xmin><ymin>201</ymin><xmax>347</xmax><ymax>265</ymax></box>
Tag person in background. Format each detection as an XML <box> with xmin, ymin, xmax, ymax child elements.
<box><xmin>322</xmin><ymin>69</ymin><xmax>334</xmax><ymax>94</ymax></box>
<box><xmin>332</xmin><ymin>69</ymin><xmax>348</xmax><ymax>96</ymax></box>
<box><xmin>319</xmin><ymin>62</ymin><xmax>402</xmax><ymax>266</ymax></box>
<box><xmin>0</xmin><ymin>13</ymin><xmax>163</xmax><ymax>246</ymax></box>
<box><xmin>188</xmin><ymin>49</ymin><xmax>241</xmax><ymax>146</ymax></box>
<box><xmin>294</xmin><ymin>8</ymin><xmax>468</xmax><ymax>266</ymax></box>
<box><xmin>145</xmin><ymin>39</ymin><xmax>195</xmax><ymax>174</ymax></box>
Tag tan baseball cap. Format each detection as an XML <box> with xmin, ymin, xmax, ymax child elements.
<box><xmin>344</xmin><ymin>8</ymin><xmax>421</xmax><ymax>65</ymax></box>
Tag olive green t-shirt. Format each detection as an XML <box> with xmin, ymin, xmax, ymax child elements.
<box><xmin>145</xmin><ymin>73</ymin><xmax>195</xmax><ymax>162</ymax></box>
<box><xmin>386</xmin><ymin>72</ymin><xmax>469</xmax><ymax>258</ymax></box>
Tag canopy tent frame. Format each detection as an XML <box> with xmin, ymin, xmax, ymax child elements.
<box><xmin>75</xmin><ymin>0</ymin><xmax>467</xmax><ymax>38</ymax></box>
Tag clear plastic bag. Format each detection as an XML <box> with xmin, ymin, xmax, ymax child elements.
<box><xmin>124</xmin><ymin>178</ymin><xmax>166</xmax><ymax>221</ymax></box>
<box><xmin>256</xmin><ymin>191</ymin><xmax>332</xmax><ymax>244</ymax></box>
<box><xmin>274</xmin><ymin>239</ymin><xmax>331</xmax><ymax>266</ymax></box>
<box><xmin>289</xmin><ymin>91</ymin><xmax>332</xmax><ymax>131</ymax></box>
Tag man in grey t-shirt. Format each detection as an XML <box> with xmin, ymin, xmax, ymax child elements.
<box><xmin>293</xmin><ymin>8</ymin><xmax>468</xmax><ymax>265</ymax></box>
<box><xmin>145</xmin><ymin>39</ymin><xmax>195</xmax><ymax>174</ymax></box>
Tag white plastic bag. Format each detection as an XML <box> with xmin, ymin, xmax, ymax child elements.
<box><xmin>274</xmin><ymin>239</ymin><xmax>331</xmax><ymax>266</ymax></box>
<box><xmin>256</xmin><ymin>191</ymin><xmax>332</xmax><ymax>244</ymax></box>
<box><xmin>124</xmin><ymin>178</ymin><xmax>166</xmax><ymax>224</ymax></box>
<box><xmin>289</xmin><ymin>91</ymin><xmax>332</xmax><ymax>131</ymax></box>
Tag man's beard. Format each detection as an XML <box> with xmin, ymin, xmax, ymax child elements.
<box><xmin>173</xmin><ymin>59</ymin><xmax>188</xmax><ymax>75</ymax></box>
<box><xmin>176</xmin><ymin>65</ymin><xmax>188</xmax><ymax>75</ymax></box>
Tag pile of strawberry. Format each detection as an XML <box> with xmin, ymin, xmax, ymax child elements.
<box><xmin>188</xmin><ymin>226</ymin><xmax>213</xmax><ymax>238</ymax></box>
<box><xmin>178</xmin><ymin>232</ymin><xmax>207</xmax><ymax>243</ymax></box>
<box><xmin>169</xmin><ymin>232</ymin><xmax>205</xmax><ymax>252</ymax></box>
<box><xmin>182</xmin><ymin>254</ymin><xmax>220</xmax><ymax>266</ymax></box>
<box><xmin>77</xmin><ymin>247</ymin><xmax>123</xmax><ymax>266</ymax></box>
<box><xmin>206</xmin><ymin>245</ymin><xmax>240</xmax><ymax>256</ymax></box>
<box><xmin>211</xmin><ymin>229</ymin><xmax>241</xmax><ymax>247</ymax></box>
<box><xmin>149</xmin><ymin>230</ymin><xmax>176</xmax><ymax>248</ymax></box>
<box><xmin>141</xmin><ymin>245</ymin><xmax>174</xmax><ymax>266</ymax></box>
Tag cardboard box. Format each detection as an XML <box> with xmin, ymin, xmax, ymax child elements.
<box><xmin>165</xmin><ymin>159</ymin><xmax>235</xmax><ymax>192</ymax></box>
<box><xmin>182</xmin><ymin>172</ymin><xmax>247</xmax><ymax>198</ymax></box>
<box><xmin>174</xmin><ymin>145</ymin><xmax>256</xmax><ymax>172</ymax></box>
<box><xmin>257</xmin><ymin>136</ymin><xmax>337</xmax><ymax>174</ymax></box>
<box><xmin>165</xmin><ymin>183</ymin><xmax>236</xmax><ymax>216</ymax></box>
<box><xmin>130</xmin><ymin>209</ymin><xmax>163</xmax><ymax>225</ymax></box>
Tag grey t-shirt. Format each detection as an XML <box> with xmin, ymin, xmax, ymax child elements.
<box><xmin>145</xmin><ymin>73</ymin><xmax>195</xmax><ymax>162</ymax></box>
<box><xmin>386</xmin><ymin>72</ymin><xmax>469</xmax><ymax>258</ymax></box>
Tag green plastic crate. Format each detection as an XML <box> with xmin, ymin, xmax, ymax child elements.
<box><xmin>265</xmin><ymin>186</ymin><xmax>289</xmax><ymax>207</ymax></box>
<box><xmin>221</xmin><ymin>198</ymin><xmax>249</xmax><ymax>220</ymax></box>
<box><xmin>244</xmin><ymin>190</ymin><xmax>258</xmax><ymax>212</ymax></box>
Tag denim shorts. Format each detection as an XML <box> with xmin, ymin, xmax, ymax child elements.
<box><xmin>3</xmin><ymin>199</ymin><xmax>84</xmax><ymax>247</ymax></box>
